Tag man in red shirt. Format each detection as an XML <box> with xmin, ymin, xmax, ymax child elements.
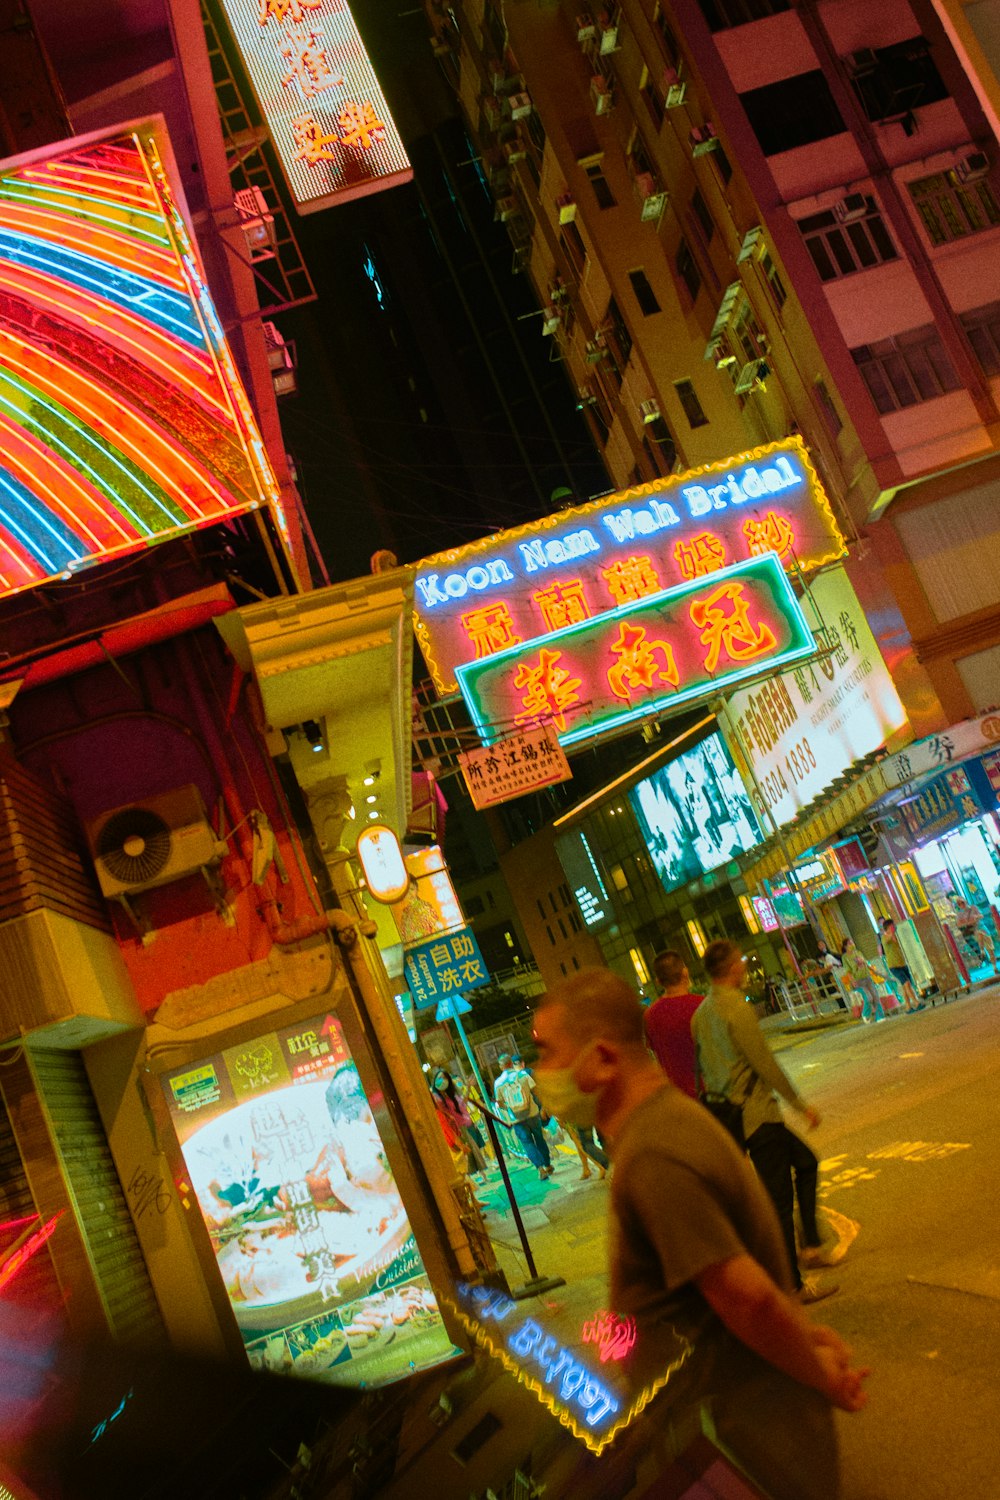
<box><xmin>644</xmin><ymin>949</ymin><xmax>702</xmax><ymax>1098</ymax></box>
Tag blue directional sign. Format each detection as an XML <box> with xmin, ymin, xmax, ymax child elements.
<box><xmin>403</xmin><ymin>927</ymin><xmax>491</xmax><ymax>1011</ymax></box>
<box><xmin>435</xmin><ymin>995</ymin><xmax>473</xmax><ymax>1022</ymax></box>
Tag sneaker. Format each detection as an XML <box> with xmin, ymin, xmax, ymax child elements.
<box><xmin>798</xmin><ymin>1276</ymin><xmax>839</xmax><ymax>1305</ymax></box>
<box><xmin>800</xmin><ymin>1242</ymin><xmax>847</xmax><ymax>1269</ymax></box>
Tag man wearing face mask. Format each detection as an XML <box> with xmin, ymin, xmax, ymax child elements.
<box><xmin>531</xmin><ymin>967</ymin><xmax>868</xmax><ymax>1500</ymax></box>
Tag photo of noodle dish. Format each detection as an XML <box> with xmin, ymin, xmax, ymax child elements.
<box><xmin>186</xmin><ymin>1066</ymin><xmax>409</xmax><ymax>1329</ymax></box>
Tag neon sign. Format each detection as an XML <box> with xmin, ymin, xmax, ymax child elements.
<box><xmin>457</xmin><ymin>554</ymin><xmax>815</xmax><ymax>749</ymax></box>
<box><xmin>218</xmin><ymin>0</ymin><xmax>412</xmax><ymax>213</ymax></box>
<box><xmin>0</xmin><ymin>124</ymin><xmax>289</xmax><ymax>602</ymax></box>
<box><xmin>581</xmin><ymin>1310</ymin><xmax>638</xmax><ymax>1364</ymax></box>
<box><xmin>0</xmin><ymin>1210</ymin><xmax>64</xmax><ymax>1292</ymax></box>
<box><xmin>414</xmin><ymin>438</ymin><xmax>844</xmax><ymax>693</ymax></box>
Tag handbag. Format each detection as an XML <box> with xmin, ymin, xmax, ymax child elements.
<box><xmin>699</xmin><ymin>1092</ymin><xmax>746</xmax><ymax>1150</ymax></box>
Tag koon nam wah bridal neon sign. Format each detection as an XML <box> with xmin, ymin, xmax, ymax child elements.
<box><xmin>413</xmin><ymin>437</ymin><xmax>844</xmax><ymax>694</ymax></box>
<box><xmin>457</xmin><ymin>553</ymin><xmax>815</xmax><ymax>749</ymax></box>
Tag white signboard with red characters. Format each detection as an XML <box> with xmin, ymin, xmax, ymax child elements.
<box><xmin>218</xmin><ymin>0</ymin><xmax>412</xmax><ymax>212</ymax></box>
<box><xmin>459</xmin><ymin>725</ymin><xmax>572</xmax><ymax>809</ymax></box>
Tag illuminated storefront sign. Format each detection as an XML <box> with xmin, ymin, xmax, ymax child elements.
<box><xmin>555</xmin><ymin>829</ymin><xmax>612</xmax><ymax>928</ymax></box>
<box><xmin>718</xmin><ymin>568</ymin><xmax>909</xmax><ymax>831</ymax></box>
<box><xmin>162</xmin><ymin>1014</ymin><xmax>456</xmax><ymax>1387</ymax></box>
<box><xmin>414</xmin><ymin>437</ymin><xmax>844</xmax><ymax>693</ymax></box>
<box><xmin>218</xmin><ymin>0</ymin><xmax>412</xmax><ymax>212</ymax></box>
<box><xmin>389</xmin><ymin>845</ymin><xmax>463</xmax><ymax>945</ymax></box>
<box><xmin>459</xmin><ymin>724</ymin><xmax>571</xmax><ymax>810</ymax></box>
<box><xmin>457</xmin><ymin>554</ymin><xmax>815</xmax><ymax>750</ymax></box>
<box><xmin>356</xmin><ymin>823</ymin><xmax>409</xmax><ymax>903</ymax></box>
<box><xmin>403</xmin><ymin>927</ymin><xmax>491</xmax><ymax>1009</ymax></box>
<box><xmin>0</xmin><ymin>123</ymin><xmax>290</xmax><ymax>601</ymax></box>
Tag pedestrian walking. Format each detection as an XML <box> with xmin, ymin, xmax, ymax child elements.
<box><xmin>643</xmin><ymin>949</ymin><xmax>702</xmax><ymax>1097</ymax></box>
<box><xmin>878</xmin><ymin>918</ymin><xmax>924</xmax><ymax>1011</ymax></box>
<box><xmin>840</xmin><ymin>937</ymin><xmax>886</xmax><ymax>1023</ymax></box>
<box><xmin>564</xmin><ymin>1122</ymin><xmax>608</xmax><ymax>1179</ymax></box>
<box><xmin>431</xmin><ymin>1067</ymin><xmax>490</xmax><ymax>1180</ymax></box>
<box><xmin>493</xmin><ymin>1052</ymin><xmax>554</xmax><ymax>1180</ymax></box>
<box><xmin>692</xmin><ymin>939</ymin><xmax>854</xmax><ymax>1302</ymax></box>
<box><xmin>531</xmin><ymin>966</ymin><xmax>869</xmax><ymax>1500</ymax></box>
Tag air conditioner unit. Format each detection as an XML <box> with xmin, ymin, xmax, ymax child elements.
<box><xmin>85</xmin><ymin>785</ymin><xmax>226</xmax><ymax>900</ymax></box>
<box><xmin>508</xmin><ymin>91</ymin><xmax>533</xmax><ymax>119</ymax></box>
<box><xmin>639</xmin><ymin>399</ymin><xmax>661</xmax><ymax>424</ymax></box>
<box><xmin>633</xmin><ymin>175</ymin><xmax>667</xmax><ymax>220</ymax></box>
<box><xmin>262</xmin><ymin>322</ymin><xmax>298</xmax><ymax>397</ymax></box>
<box><xmin>577</xmin><ymin>13</ymin><xmax>596</xmax><ymax>42</ymax></box>
<box><xmin>431</xmin><ymin>37</ymin><xmax>452</xmax><ymax>57</ymax></box>
<box><xmin>665</xmin><ymin>82</ymin><xmax>687</xmax><ymax>108</ymax></box>
<box><xmin>556</xmin><ymin>192</ymin><xmax>577</xmax><ymax>224</ymax></box>
<box><xmin>495</xmin><ymin>195</ymin><xmax>518</xmax><ymax>221</ymax></box>
<box><xmin>633</xmin><ymin>171</ymin><xmax>655</xmax><ymax>200</ymax></box>
<box><xmin>834</xmin><ymin>193</ymin><xmax>868</xmax><ymax>223</ymax></box>
<box><xmin>689</xmin><ymin>123</ymin><xmax>718</xmax><ymax>156</ymax></box>
<box><xmin>737</xmin><ymin>226</ymin><xmax>763</xmax><ymax>262</ymax></box>
<box><xmin>482</xmin><ymin>95</ymin><xmax>503</xmax><ymax>130</ymax></box>
<box><xmin>734</xmin><ymin>358</ymin><xmax>770</xmax><ymax>394</ymax></box>
<box><xmin>233</xmin><ymin>187</ymin><xmax>276</xmax><ymax>261</ymax></box>
<box><xmin>598</xmin><ymin>12</ymin><xmax>619</xmax><ymax>53</ymax></box>
<box><xmin>542</xmin><ymin>305</ymin><xmax>562</xmax><ymax>335</ymax></box>
<box><xmin>590</xmin><ymin>75</ymin><xmax>614</xmax><ymax>114</ymax></box>
<box><xmin>848</xmin><ymin>47</ymin><xmax>878</xmax><ymax>77</ymax></box>
<box><xmin>954</xmin><ymin>149</ymin><xmax>989</xmax><ymax>183</ymax></box>
<box><xmin>503</xmin><ymin>139</ymin><xmax>527</xmax><ymax>164</ymax></box>
<box><xmin>585</xmin><ymin>339</ymin><xmax>604</xmax><ymax>363</ymax></box>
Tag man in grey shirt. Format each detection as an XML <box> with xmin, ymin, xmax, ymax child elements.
<box><xmin>531</xmin><ymin>966</ymin><xmax>868</xmax><ymax>1500</ymax></box>
<box><xmin>692</xmin><ymin>938</ymin><xmax>850</xmax><ymax>1301</ymax></box>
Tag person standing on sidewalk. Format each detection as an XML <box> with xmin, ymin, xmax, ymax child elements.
<box><xmin>840</xmin><ymin>937</ymin><xmax>886</xmax><ymax>1023</ymax></box>
<box><xmin>692</xmin><ymin>939</ymin><xmax>853</xmax><ymax>1303</ymax></box>
<box><xmin>493</xmin><ymin>1053</ymin><xmax>553</xmax><ymax>1180</ymax></box>
<box><xmin>431</xmin><ymin>1068</ymin><xmax>490</xmax><ymax>1181</ymax></box>
<box><xmin>878</xmin><ymin>918</ymin><xmax>925</xmax><ymax>1010</ymax></box>
<box><xmin>644</xmin><ymin>949</ymin><xmax>702</xmax><ymax>1098</ymax></box>
<box><xmin>531</xmin><ymin>967</ymin><xmax>868</xmax><ymax>1500</ymax></box>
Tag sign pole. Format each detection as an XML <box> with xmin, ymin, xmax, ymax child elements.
<box><xmin>452</xmin><ymin>1006</ymin><xmax>488</xmax><ymax>1104</ymax></box>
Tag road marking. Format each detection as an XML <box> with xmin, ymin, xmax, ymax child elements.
<box><xmin>898</xmin><ymin>1051</ymin><xmax>924</xmax><ymax>1058</ymax></box>
<box><xmin>867</xmin><ymin>1140</ymin><xmax>970</xmax><ymax>1162</ymax></box>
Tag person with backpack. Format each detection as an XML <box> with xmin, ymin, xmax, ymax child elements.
<box><xmin>493</xmin><ymin>1052</ymin><xmax>554</xmax><ymax>1180</ymax></box>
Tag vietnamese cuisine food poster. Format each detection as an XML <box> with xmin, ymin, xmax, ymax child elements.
<box><xmin>162</xmin><ymin>1011</ymin><xmax>459</xmax><ymax>1386</ymax></box>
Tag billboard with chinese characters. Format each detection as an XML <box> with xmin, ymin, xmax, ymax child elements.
<box><xmin>217</xmin><ymin>0</ymin><xmax>412</xmax><ymax>213</ymax></box>
<box><xmin>389</xmin><ymin>846</ymin><xmax>463</xmax><ymax>946</ymax></box>
<box><xmin>414</xmin><ymin>437</ymin><xmax>844</xmax><ymax>694</ymax></box>
<box><xmin>460</xmin><ymin>724</ymin><xmax>571</xmax><ymax>810</ymax></box>
<box><xmin>628</xmin><ymin>732</ymin><xmax>763</xmax><ymax>894</ymax></box>
<box><xmin>457</xmin><ymin>554</ymin><xmax>815</xmax><ymax>750</ymax></box>
<box><xmin>0</xmin><ymin>123</ymin><xmax>290</xmax><ymax>602</ymax></box>
<box><xmin>717</xmin><ymin>567</ymin><xmax>909</xmax><ymax>832</ymax></box>
<box><xmin>403</xmin><ymin>928</ymin><xmax>491</xmax><ymax>1010</ymax></box>
<box><xmin>162</xmin><ymin>1014</ymin><xmax>456</xmax><ymax>1386</ymax></box>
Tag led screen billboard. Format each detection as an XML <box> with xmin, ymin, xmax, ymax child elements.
<box><xmin>0</xmin><ymin>123</ymin><xmax>288</xmax><ymax>601</ymax></box>
<box><xmin>628</xmin><ymin>732</ymin><xmax>763</xmax><ymax>894</ymax></box>
<box><xmin>163</xmin><ymin>1012</ymin><xmax>456</xmax><ymax>1387</ymax></box>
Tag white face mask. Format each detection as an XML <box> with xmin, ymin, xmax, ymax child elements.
<box><xmin>533</xmin><ymin>1043</ymin><xmax>598</xmax><ymax>1127</ymax></box>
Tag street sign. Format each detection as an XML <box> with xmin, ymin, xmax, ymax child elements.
<box><xmin>460</xmin><ymin>724</ymin><xmax>571</xmax><ymax>809</ymax></box>
<box><xmin>403</xmin><ymin>927</ymin><xmax>491</xmax><ymax>1010</ymax></box>
<box><xmin>434</xmin><ymin>995</ymin><xmax>472</xmax><ymax>1021</ymax></box>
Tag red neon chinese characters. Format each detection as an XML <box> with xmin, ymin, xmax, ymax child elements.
<box><xmin>606</xmin><ymin>622</ymin><xmax>678</xmax><ymax>703</ymax></box>
<box><xmin>581</xmin><ymin>1309</ymin><xmax>638</xmax><ymax>1364</ymax></box>
<box><xmin>338</xmin><ymin>101</ymin><xmax>387</xmax><ymax>150</ymax></box>
<box><xmin>601</xmin><ymin>554</ymin><xmax>661</xmax><ymax>606</ymax></box>
<box><xmin>462</xmin><ymin>602</ymin><xmax>523</xmax><ymax>657</ymax></box>
<box><xmin>532</xmin><ymin>579</ymin><xmax>590</xmax><ymax>632</ymax></box>
<box><xmin>257</xmin><ymin>0</ymin><xmax>320</xmax><ymax>24</ymax></box>
<box><xmin>292</xmin><ymin>114</ymin><xmax>339</xmax><ymax>164</ymax></box>
<box><xmin>673</xmin><ymin>532</ymin><xmax>727</xmax><ymax>581</ymax></box>
<box><xmin>689</xmin><ymin>580</ymin><xmax>777</xmax><ymax>673</ymax></box>
<box><xmin>280</xmin><ymin>30</ymin><xmax>343</xmax><ymax>99</ymax></box>
<box><xmin>743</xmin><ymin>510</ymin><xmax>795</xmax><ymax>559</ymax></box>
<box><xmin>514</xmin><ymin>649</ymin><xmax>582</xmax><ymax>731</ymax></box>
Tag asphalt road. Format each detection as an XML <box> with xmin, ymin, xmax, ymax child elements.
<box><xmin>778</xmin><ymin>984</ymin><xmax>1000</xmax><ymax>1500</ymax></box>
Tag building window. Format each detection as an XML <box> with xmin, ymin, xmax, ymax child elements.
<box><xmin>585</xmin><ymin>160</ymin><xmax>617</xmax><ymax>209</ymax></box>
<box><xmin>558</xmin><ymin>917</ymin><xmax>568</xmax><ymax>939</ymax></box>
<box><xmin>549</xmin><ymin>891</ymin><xmax>558</xmax><ymax>914</ymax></box>
<box><xmin>560</xmin><ymin>961</ymin><xmax>567</xmax><ymax>976</ymax></box>
<box><xmin>851</xmin><ymin>327</ymin><xmax>961</xmax><ymax>413</ymax></box>
<box><xmin>644</xmin><ymin>417</ymin><xmax>677</xmax><ymax>473</ymax></box>
<box><xmin>560</xmin><ymin>222</ymin><xmax>587</xmax><ymax>277</ymax></box>
<box><xmin>713</xmin><ymin>142</ymin><xmax>733</xmax><ymax>184</ymax></box>
<box><xmin>961</xmin><ymin>301</ymin><xmax>1000</xmax><ymax>376</ymax></box>
<box><xmin>628</xmin><ymin>269</ymin><xmax>661</xmax><ymax>316</ymax></box>
<box><xmin>760</xmin><ymin>247</ymin><xmax>787</xmax><ymax>309</ymax></box>
<box><xmin>907</xmin><ymin>171</ymin><xmax>1000</xmax><ymax>247</ymax></box>
<box><xmin>798</xmin><ymin>197</ymin><xmax>898</xmax><ymax>280</ymax></box>
<box><xmin>572</xmin><ymin>954</ymin><xmax>581</xmax><ymax>970</ymax></box>
<box><xmin>546</xmin><ymin>924</ymin><xmax>556</xmax><ymax>945</ymax></box>
<box><xmin>850</xmin><ymin>38</ymin><xmax>949</xmax><ymax>126</ymax></box>
<box><xmin>605</xmin><ymin>295</ymin><xmax>633</xmax><ymax>364</ymax></box>
<box><xmin>740</xmin><ymin>72</ymin><xmax>846</xmax><ymax>156</ymax></box>
<box><xmin>536</xmin><ymin>898</ymin><xmax>546</xmax><ymax>919</ymax></box>
<box><xmin>696</xmin><ymin>0</ymin><xmax>790</xmax><ymax>29</ymax></box>
<box><xmin>641</xmin><ymin>75</ymin><xmax>666</xmax><ymax>131</ymax></box>
<box><xmin>675</xmin><ymin>378</ymin><xmax>708</xmax><ymax>427</ymax></box>
<box><xmin>691</xmin><ymin>188</ymin><xmax>715</xmax><ymax>244</ymax></box>
<box><xmin>675</xmin><ymin>237</ymin><xmax>702</xmax><ymax>302</ymax></box>
<box><xmin>465</xmin><ymin>894</ymin><xmax>485</xmax><ymax>917</ymax></box>
<box><xmin>814</xmin><ymin>378</ymin><xmax>843</xmax><ymax>437</ymax></box>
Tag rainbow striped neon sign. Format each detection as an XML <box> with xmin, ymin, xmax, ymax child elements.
<box><xmin>0</xmin><ymin>123</ymin><xmax>286</xmax><ymax>601</ymax></box>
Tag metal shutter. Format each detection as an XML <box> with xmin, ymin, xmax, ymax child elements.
<box><xmin>29</xmin><ymin>1049</ymin><xmax>164</xmax><ymax>1346</ymax></box>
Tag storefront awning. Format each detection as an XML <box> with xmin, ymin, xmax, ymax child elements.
<box><xmin>739</xmin><ymin>758</ymin><xmax>890</xmax><ymax>889</ymax></box>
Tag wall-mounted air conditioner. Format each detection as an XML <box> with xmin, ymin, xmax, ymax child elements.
<box><xmin>639</xmin><ymin>399</ymin><xmax>661</xmax><ymax>424</ymax></box>
<box><xmin>495</xmin><ymin>195</ymin><xmax>518</xmax><ymax>221</ymax></box>
<box><xmin>734</xmin><ymin>358</ymin><xmax>770</xmax><ymax>395</ymax></box>
<box><xmin>542</xmin><ymin>306</ymin><xmax>562</xmax><ymax>335</ymax></box>
<box><xmin>954</xmin><ymin>149</ymin><xmax>989</xmax><ymax>183</ymax></box>
<box><xmin>689</xmin><ymin>124</ymin><xmax>718</xmax><ymax>156</ymax></box>
<box><xmin>577</xmin><ymin>13</ymin><xmax>596</xmax><ymax>42</ymax></box>
<box><xmin>737</xmin><ymin>226</ymin><xmax>763</xmax><ymax>262</ymax></box>
<box><xmin>634</xmin><ymin>175</ymin><xmax>667</xmax><ymax>221</ymax></box>
<box><xmin>503</xmin><ymin>139</ymin><xmax>527</xmax><ymax>164</ymax></box>
<box><xmin>590</xmin><ymin>75</ymin><xmax>614</xmax><ymax>115</ymax></box>
<box><xmin>508</xmin><ymin>91</ymin><xmax>533</xmax><ymax>119</ymax></box>
<box><xmin>233</xmin><ymin>187</ymin><xmax>276</xmax><ymax>261</ymax></box>
<box><xmin>585</xmin><ymin>339</ymin><xmax>604</xmax><ymax>363</ymax></box>
<box><xmin>598</xmin><ymin>11</ymin><xmax>619</xmax><ymax>52</ymax></box>
<box><xmin>556</xmin><ymin>192</ymin><xmax>577</xmax><ymax>224</ymax></box>
<box><xmin>85</xmin><ymin>785</ymin><xmax>226</xmax><ymax>900</ymax></box>
<box><xmin>834</xmin><ymin>193</ymin><xmax>868</xmax><ymax>223</ymax></box>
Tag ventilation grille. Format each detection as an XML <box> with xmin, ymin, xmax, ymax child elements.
<box><xmin>0</xmin><ymin>760</ymin><xmax>109</xmax><ymax>931</ymax></box>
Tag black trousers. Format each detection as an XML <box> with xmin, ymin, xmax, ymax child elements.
<box><xmin>747</xmin><ymin>1121</ymin><xmax>821</xmax><ymax>1290</ymax></box>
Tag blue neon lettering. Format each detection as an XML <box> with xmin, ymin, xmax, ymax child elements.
<box><xmin>518</xmin><ymin>529</ymin><xmax>600</xmax><ymax>572</ymax></box>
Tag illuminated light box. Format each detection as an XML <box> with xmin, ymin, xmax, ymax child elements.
<box><xmin>629</xmin><ymin>731</ymin><xmax>763</xmax><ymax>894</ymax></box>
<box><xmin>718</xmin><ymin>567</ymin><xmax>909</xmax><ymax>832</ymax></box>
<box><xmin>0</xmin><ymin>122</ymin><xmax>288</xmax><ymax>601</ymax></box>
<box><xmin>162</xmin><ymin>1012</ymin><xmax>458</xmax><ymax>1388</ymax></box>
<box><xmin>415</xmin><ymin>436</ymin><xmax>844</xmax><ymax>694</ymax></box>
<box><xmin>217</xmin><ymin>0</ymin><xmax>412</xmax><ymax>213</ymax></box>
<box><xmin>456</xmin><ymin>554</ymin><xmax>816</xmax><ymax>750</ymax></box>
